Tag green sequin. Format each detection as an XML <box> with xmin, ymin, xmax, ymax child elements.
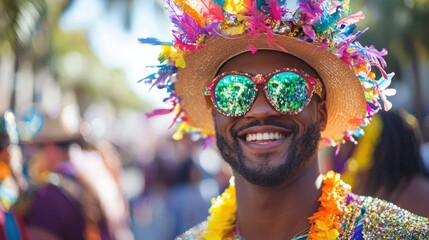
<box><xmin>214</xmin><ymin>75</ymin><xmax>256</xmax><ymax>116</ymax></box>
<box><xmin>266</xmin><ymin>72</ymin><xmax>309</xmax><ymax>113</ymax></box>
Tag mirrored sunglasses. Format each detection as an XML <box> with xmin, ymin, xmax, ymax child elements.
<box><xmin>204</xmin><ymin>68</ymin><xmax>323</xmax><ymax>117</ymax></box>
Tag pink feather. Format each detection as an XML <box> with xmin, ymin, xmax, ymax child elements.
<box><xmin>145</xmin><ymin>105</ymin><xmax>175</xmax><ymax>118</ymax></box>
<box><xmin>244</xmin><ymin>0</ymin><xmax>288</xmax><ymax>53</ymax></box>
<box><xmin>174</xmin><ymin>35</ymin><xmax>199</xmax><ymax>51</ymax></box>
<box><xmin>266</xmin><ymin>0</ymin><xmax>283</xmax><ymax>21</ymax></box>
<box><xmin>247</xmin><ymin>44</ymin><xmax>257</xmax><ymax>54</ymax></box>
<box><xmin>244</xmin><ymin>0</ymin><xmax>269</xmax><ymax>37</ymax></box>
<box><xmin>337</xmin><ymin>11</ymin><xmax>365</xmax><ymax>26</ymax></box>
<box><xmin>200</xmin><ymin>0</ymin><xmax>225</xmax><ymax>22</ymax></box>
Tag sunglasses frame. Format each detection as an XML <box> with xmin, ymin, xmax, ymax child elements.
<box><xmin>204</xmin><ymin>68</ymin><xmax>323</xmax><ymax>117</ymax></box>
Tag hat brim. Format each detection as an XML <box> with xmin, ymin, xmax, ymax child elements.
<box><xmin>29</xmin><ymin>116</ymin><xmax>82</xmax><ymax>145</ymax></box>
<box><xmin>176</xmin><ymin>35</ymin><xmax>366</xmax><ymax>142</ymax></box>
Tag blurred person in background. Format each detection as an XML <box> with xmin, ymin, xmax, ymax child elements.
<box><xmin>165</xmin><ymin>158</ymin><xmax>210</xmax><ymax>238</ymax></box>
<box><xmin>130</xmin><ymin>136</ymin><xmax>211</xmax><ymax>240</ymax></box>
<box><xmin>16</xmin><ymin>112</ymin><xmax>132</xmax><ymax>240</ymax></box>
<box><xmin>71</xmin><ymin>139</ymin><xmax>133</xmax><ymax>240</ymax></box>
<box><xmin>130</xmin><ymin>154</ymin><xmax>174</xmax><ymax>240</ymax></box>
<box><xmin>331</xmin><ymin>110</ymin><xmax>429</xmax><ymax>217</ymax></box>
<box><xmin>0</xmin><ymin>111</ymin><xmax>29</xmax><ymax>239</ymax></box>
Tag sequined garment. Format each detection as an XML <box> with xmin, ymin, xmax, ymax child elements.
<box><xmin>176</xmin><ymin>194</ymin><xmax>429</xmax><ymax>239</ymax></box>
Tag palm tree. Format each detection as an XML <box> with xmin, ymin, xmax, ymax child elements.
<box><xmin>0</xmin><ymin>0</ymin><xmax>73</xmax><ymax>110</ymax></box>
<box><xmin>0</xmin><ymin>0</ymin><xmax>152</xmax><ymax>112</ymax></box>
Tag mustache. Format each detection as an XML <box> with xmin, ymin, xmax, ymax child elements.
<box><xmin>232</xmin><ymin>118</ymin><xmax>298</xmax><ymax>137</ymax></box>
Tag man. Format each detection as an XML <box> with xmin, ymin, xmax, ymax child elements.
<box><xmin>20</xmin><ymin>114</ymin><xmax>114</xmax><ymax>240</ymax></box>
<box><xmin>141</xmin><ymin>0</ymin><xmax>428</xmax><ymax>238</ymax></box>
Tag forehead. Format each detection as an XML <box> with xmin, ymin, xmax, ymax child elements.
<box><xmin>217</xmin><ymin>50</ymin><xmax>320</xmax><ymax>78</ymax></box>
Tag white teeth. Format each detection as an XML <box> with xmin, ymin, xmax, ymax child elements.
<box><xmin>245</xmin><ymin>132</ymin><xmax>285</xmax><ymax>142</ymax></box>
<box><xmin>263</xmin><ymin>133</ymin><xmax>269</xmax><ymax>139</ymax></box>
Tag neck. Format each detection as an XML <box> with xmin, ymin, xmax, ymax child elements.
<box><xmin>234</xmin><ymin>160</ymin><xmax>321</xmax><ymax>240</ymax></box>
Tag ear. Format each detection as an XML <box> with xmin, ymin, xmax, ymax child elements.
<box><xmin>316</xmin><ymin>99</ymin><xmax>327</xmax><ymax>131</ymax></box>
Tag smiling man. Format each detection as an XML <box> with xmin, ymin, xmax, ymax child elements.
<box><xmin>141</xmin><ymin>0</ymin><xmax>429</xmax><ymax>239</ymax></box>
<box><xmin>213</xmin><ymin>51</ymin><xmax>324</xmax><ymax>189</ymax></box>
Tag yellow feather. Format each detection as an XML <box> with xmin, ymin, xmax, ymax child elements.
<box><xmin>173</xmin><ymin>0</ymin><xmax>206</xmax><ymax>27</ymax></box>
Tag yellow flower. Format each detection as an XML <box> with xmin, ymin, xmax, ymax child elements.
<box><xmin>223</xmin><ymin>0</ymin><xmax>247</xmax><ymax>14</ymax></box>
<box><xmin>204</xmin><ymin>171</ymin><xmax>349</xmax><ymax>239</ymax></box>
<box><xmin>222</xmin><ymin>24</ymin><xmax>246</xmax><ymax>35</ymax></box>
<box><xmin>172</xmin><ymin>121</ymin><xmax>214</xmax><ymax>141</ymax></box>
<box><xmin>160</xmin><ymin>45</ymin><xmax>186</xmax><ymax>68</ymax></box>
<box><xmin>204</xmin><ymin>177</ymin><xmax>237</xmax><ymax>239</ymax></box>
<box><xmin>327</xmin><ymin>229</ymin><xmax>340</xmax><ymax>239</ymax></box>
<box><xmin>308</xmin><ymin>171</ymin><xmax>350</xmax><ymax>240</ymax></box>
<box><xmin>316</xmin><ymin>220</ymin><xmax>329</xmax><ymax>231</ymax></box>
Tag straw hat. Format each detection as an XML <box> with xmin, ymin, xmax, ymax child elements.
<box><xmin>32</xmin><ymin>114</ymin><xmax>82</xmax><ymax>144</ymax></box>
<box><xmin>176</xmin><ymin>35</ymin><xmax>366</xmax><ymax>142</ymax></box>
<box><xmin>141</xmin><ymin>0</ymin><xmax>395</xmax><ymax>146</ymax></box>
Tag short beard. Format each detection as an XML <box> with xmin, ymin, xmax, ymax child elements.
<box><xmin>216</xmin><ymin>120</ymin><xmax>321</xmax><ymax>187</ymax></box>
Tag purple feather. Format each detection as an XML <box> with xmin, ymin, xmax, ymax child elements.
<box><xmin>166</xmin><ymin>0</ymin><xmax>208</xmax><ymax>44</ymax></box>
<box><xmin>144</xmin><ymin>65</ymin><xmax>176</xmax><ymax>90</ymax></box>
<box><xmin>297</xmin><ymin>0</ymin><xmax>326</xmax><ymax>24</ymax></box>
<box><xmin>354</xmin><ymin>42</ymin><xmax>388</xmax><ymax>78</ymax></box>
<box><xmin>179</xmin><ymin>12</ymin><xmax>206</xmax><ymax>43</ymax></box>
<box><xmin>145</xmin><ymin>107</ymin><xmax>175</xmax><ymax>119</ymax></box>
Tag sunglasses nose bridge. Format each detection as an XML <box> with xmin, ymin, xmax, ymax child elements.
<box><xmin>245</xmin><ymin>88</ymin><xmax>281</xmax><ymax>118</ymax></box>
<box><xmin>251</xmin><ymin>74</ymin><xmax>267</xmax><ymax>85</ymax></box>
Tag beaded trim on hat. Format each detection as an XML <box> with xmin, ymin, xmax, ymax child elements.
<box><xmin>140</xmin><ymin>0</ymin><xmax>395</xmax><ymax>145</ymax></box>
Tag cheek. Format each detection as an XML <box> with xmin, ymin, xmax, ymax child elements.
<box><xmin>291</xmin><ymin>101</ymin><xmax>320</xmax><ymax>130</ymax></box>
<box><xmin>212</xmin><ymin>111</ymin><xmax>235</xmax><ymax>135</ymax></box>
<box><xmin>297</xmin><ymin>105</ymin><xmax>317</xmax><ymax>123</ymax></box>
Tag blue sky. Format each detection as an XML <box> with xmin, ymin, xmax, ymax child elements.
<box><xmin>60</xmin><ymin>0</ymin><xmax>172</xmax><ymax>108</ymax></box>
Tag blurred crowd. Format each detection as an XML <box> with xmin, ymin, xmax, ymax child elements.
<box><xmin>0</xmin><ymin>108</ymin><xmax>229</xmax><ymax>240</ymax></box>
<box><xmin>1</xmin><ymin>107</ymin><xmax>429</xmax><ymax>240</ymax></box>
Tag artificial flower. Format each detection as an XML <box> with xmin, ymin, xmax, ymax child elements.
<box><xmin>204</xmin><ymin>171</ymin><xmax>350</xmax><ymax>239</ymax></box>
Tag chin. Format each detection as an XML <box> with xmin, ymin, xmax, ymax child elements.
<box><xmin>216</xmin><ymin>123</ymin><xmax>321</xmax><ymax>187</ymax></box>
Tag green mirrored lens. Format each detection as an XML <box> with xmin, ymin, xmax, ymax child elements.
<box><xmin>266</xmin><ymin>72</ymin><xmax>310</xmax><ymax>113</ymax></box>
<box><xmin>214</xmin><ymin>75</ymin><xmax>256</xmax><ymax>116</ymax></box>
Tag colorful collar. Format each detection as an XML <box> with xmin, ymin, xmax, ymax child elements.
<box><xmin>203</xmin><ymin>171</ymin><xmax>351</xmax><ymax>240</ymax></box>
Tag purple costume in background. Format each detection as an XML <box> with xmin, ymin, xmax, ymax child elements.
<box><xmin>24</xmin><ymin>162</ymin><xmax>111</xmax><ymax>240</ymax></box>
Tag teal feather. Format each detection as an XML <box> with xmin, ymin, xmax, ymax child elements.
<box><xmin>313</xmin><ymin>7</ymin><xmax>343</xmax><ymax>33</ymax></box>
<box><xmin>212</xmin><ymin>0</ymin><xmax>225</xmax><ymax>7</ymax></box>
<box><xmin>138</xmin><ymin>38</ymin><xmax>173</xmax><ymax>46</ymax></box>
<box><xmin>256</xmin><ymin>0</ymin><xmax>268</xmax><ymax>9</ymax></box>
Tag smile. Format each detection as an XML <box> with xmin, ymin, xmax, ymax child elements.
<box><xmin>237</xmin><ymin>125</ymin><xmax>294</xmax><ymax>150</ymax></box>
<box><xmin>245</xmin><ymin>132</ymin><xmax>285</xmax><ymax>142</ymax></box>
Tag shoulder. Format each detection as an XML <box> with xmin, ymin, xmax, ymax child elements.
<box><xmin>341</xmin><ymin>194</ymin><xmax>429</xmax><ymax>239</ymax></box>
<box><xmin>395</xmin><ymin>175</ymin><xmax>429</xmax><ymax>217</ymax></box>
<box><xmin>175</xmin><ymin>221</ymin><xmax>207</xmax><ymax>240</ymax></box>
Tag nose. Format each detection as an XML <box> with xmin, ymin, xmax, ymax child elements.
<box><xmin>245</xmin><ymin>88</ymin><xmax>281</xmax><ymax>119</ymax></box>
